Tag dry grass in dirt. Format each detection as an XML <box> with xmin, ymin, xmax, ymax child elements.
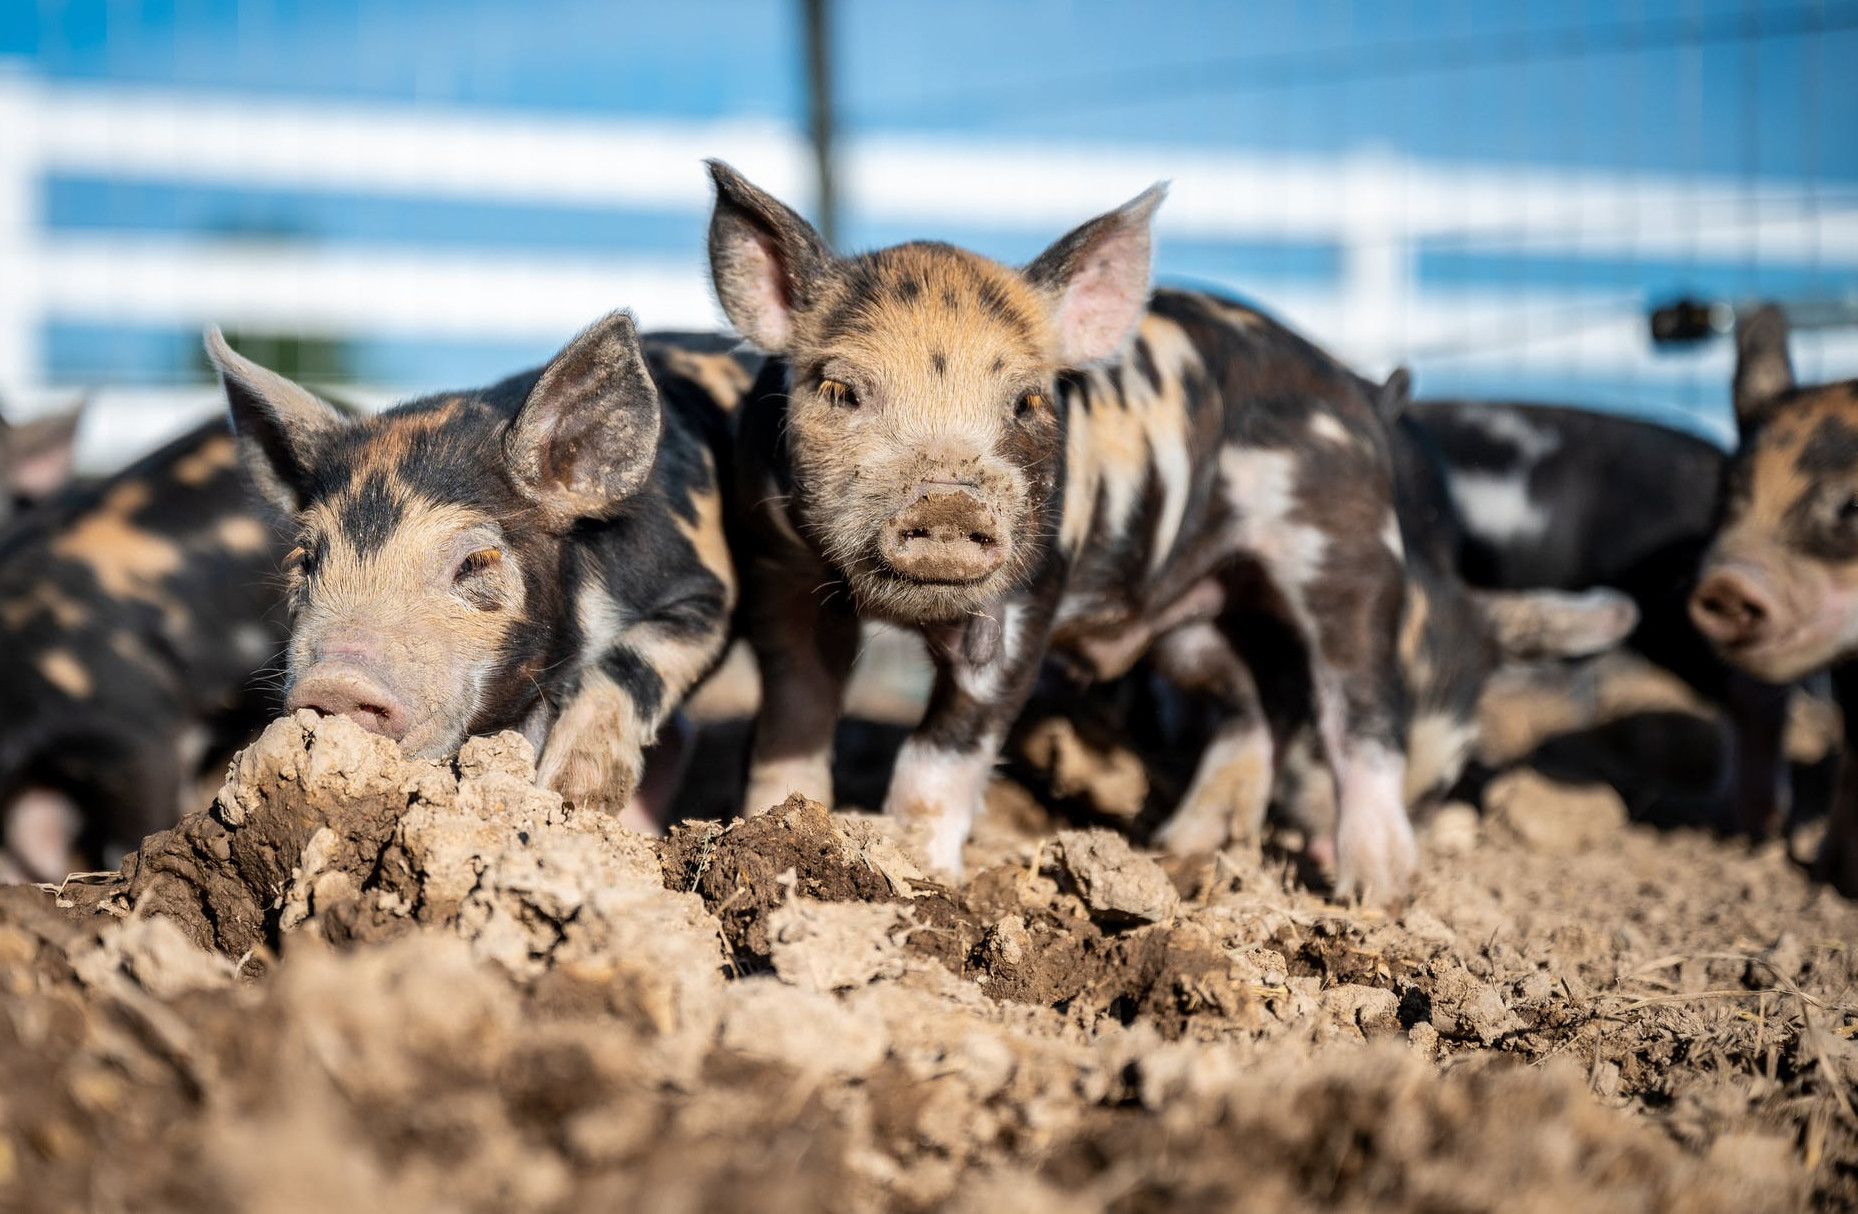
<box><xmin>1</xmin><ymin>690</ymin><xmax>1856</xmax><ymax>1212</ymax></box>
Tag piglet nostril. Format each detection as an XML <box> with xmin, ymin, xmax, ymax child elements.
<box><xmin>880</xmin><ymin>489</ymin><xmax>1010</xmax><ymax>584</ymax></box>
<box><xmin>286</xmin><ymin>668</ymin><xmax>412</xmax><ymax>742</ymax></box>
<box><xmin>1690</xmin><ymin>569</ymin><xmax>1774</xmax><ymax>648</ymax></box>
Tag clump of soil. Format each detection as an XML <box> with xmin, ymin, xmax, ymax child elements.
<box><xmin>2</xmin><ymin>708</ymin><xmax>1855</xmax><ymax>1212</ymax></box>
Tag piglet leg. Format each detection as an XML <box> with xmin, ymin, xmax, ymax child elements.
<box><xmin>741</xmin><ymin>558</ymin><xmax>861</xmax><ymax>815</ymax></box>
<box><xmin>1815</xmin><ymin>663</ymin><xmax>1858</xmax><ymax>896</ymax></box>
<box><xmin>1150</xmin><ymin>622</ymin><xmax>1275</xmax><ymax>854</ymax></box>
<box><xmin>886</xmin><ymin>599</ymin><xmax>1049</xmax><ymax>876</ymax></box>
<box><xmin>1306</xmin><ymin>556</ymin><xmax>1415</xmax><ymax>902</ymax></box>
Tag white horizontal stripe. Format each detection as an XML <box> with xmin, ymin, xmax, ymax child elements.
<box><xmin>37</xmin><ymin>239</ymin><xmax>724</xmax><ymax>337</ymax></box>
<box><xmin>5</xmin><ymin>76</ymin><xmax>1852</xmax><ymax>264</ymax></box>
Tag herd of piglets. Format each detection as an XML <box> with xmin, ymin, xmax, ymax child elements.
<box><xmin>2</xmin><ymin>167</ymin><xmax>1854</xmax><ymax>905</ymax></box>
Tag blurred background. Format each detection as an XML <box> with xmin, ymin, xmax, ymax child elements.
<box><xmin>0</xmin><ymin>0</ymin><xmax>1855</xmax><ymax>469</ymax></box>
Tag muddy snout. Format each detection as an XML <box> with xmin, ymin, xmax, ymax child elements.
<box><xmin>1690</xmin><ymin>565</ymin><xmax>1777</xmax><ymax>650</ymax></box>
<box><xmin>287</xmin><ymin>663</ymin><xmax>413</xmax><ymax>741</ymax></box>
<box><xmin>879</xmin><ymin>481</ymin><xmax>1008</xmax><ymax>583</ymax></box>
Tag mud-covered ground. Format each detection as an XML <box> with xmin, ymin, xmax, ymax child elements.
<box><xmin>2</xmin><ymin>647</ymin><xmax>1856</xmax><ymax>1212</ymax></box>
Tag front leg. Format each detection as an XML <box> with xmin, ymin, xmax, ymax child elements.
<box><xmin>741</xmin><ymin>555</ymin><xmax>861</xmax><ymax>815</ymax></box>
<box><xmin>1293</xmin><ymin>537</ymin><xmax>1414</xmax><ymax>902</ymax></box>
<box><xmin>1149</xmin><ymin>621</ymin><xmax>1277</xmax><ymax>855</ymax></box>
<box><xmin>540</xmin><ymin>591</ymin><xmax>733</xmax><ymax>830</ymax></box>
<box><xmin>1721</xmin><ymin>670</ymin><xmax>1790</xmax><ymax>839</ymax></box>
<box><xmin>1815</xmin><ymin>662</ymin><xmax>1858</xmax><ymax>896</ymax></box>
<box><xmin>538</xmin><ymin>666</ymin><xmax>653</xmax><ymax>823</ymax></box>
<box><xmin>886</xmin><ymin>598</ymin><xmax>1052</xmax><ymax>875</ymax></box>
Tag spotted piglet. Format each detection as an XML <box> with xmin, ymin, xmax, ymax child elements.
<box><xmin>0</xmin><ymin>419</ymin><xmax>289</xmax><ymax>878</ymax></box>
<box><xmin>209</xmin><ymin>315</ymin><xmax>748</xmax><ymax>827</ymax></box>
<box><xmin>708</xmin><ymin>162</ymin><xmax>1419</xmax><ymax>899</ymax></box>
<box><xmin>1690</xmin><ymin>306</ymin><xmax>1858</xmax><ymax>892</ymax></box>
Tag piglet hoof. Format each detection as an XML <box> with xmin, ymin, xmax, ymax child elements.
<box><xmin>741</xmin><ymin>757</ymin><xmax>834</xmax><ymax>819</ymax></box>
<box><xmin>1332</xmin><ymin>810</ymin><xmax>1418</xmax><ymax>906</ymax></box>
<box><xmin>1152</xmin><ymin>806</ymin><xmax>1232</xmax><ymax>857</ymax></box>
<box><xmin>894</xmin><ymin>816</ymin><xmax>967</xmax><ymax>883</ymax></box>
<box><xmin>538</xmin><ymin>745</ymin><xmax>642</xmax><ymax>823</ymax></box>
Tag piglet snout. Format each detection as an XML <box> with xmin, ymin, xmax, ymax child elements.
<box><xmin>880</xmin><ymin>483</ymin><xmax>1007</xmax><ymax>584</ymax></box>
<box><xmin>1690</xmin><ymin>567</ymin><xmax>1775</xmax><ymax>649</ymax></box>
<box><xmin>288</xmin><ymin>666</ymin><xmax>413</xmax><ymax>741</ymax></box>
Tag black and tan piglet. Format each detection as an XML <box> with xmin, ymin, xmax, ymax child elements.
<box><xmin>708</xmin><ymin>161</ymin><xmax>1420</xmax><ymax>899</ymax></box>
<box><xmin>1689</xmin><ymin>306</ymin><xmax>1858</xmax><ymax>892</ymax></box>
<box><xmin>209</xmin><ymin>314</ymin><xmax>747</xmax><ymax>824</ymax></box>
<box><xmin>0</xmin><ymin>419</ymin><xmax>289</xmax><ymax>879</ymax></box>
<box><xmin>1142</xmin><ymin>378</ymin><xmax>1638</xmax><ymax>857</ymax></box>
<box><xmin>1407</xmin><ymin>396</ymin><xmax>1791</xmax><ymax>840</ymax></box>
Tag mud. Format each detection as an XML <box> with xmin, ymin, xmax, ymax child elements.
<box><xmin>2</xmin><ymin>706</ymin><xmax>1856</xmax><ymax>1212</ymax></box>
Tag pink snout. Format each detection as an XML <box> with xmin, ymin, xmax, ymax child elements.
<box><xmin>1690</xmin><ymin>566</ymin><xmax>1777</xmax><ymax>651</ymax></box>
<box><xmin>287</xmin><ymin>665</ymin><xmax>412</xmax><ymax>741</ymax></box>
<box><xmin>879</xmin><ymin>482</ymin><xmax>1007</xmax><ymax>584</ymax></box>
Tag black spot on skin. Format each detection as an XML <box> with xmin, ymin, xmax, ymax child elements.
<box><xmin>942</xmin><ymin>287</ymin><xmax>961</xmax><ymax>311</ymax></box>
<box><xmin>600</xmin><ymin>645</ymin><xmax>665</xmax><ymax>722</ymax></box>
<box><xmin>1797</xmin><ymin>414</ymin><xmax>1858</xmax><ymax>479</ymax></box>
<box><xmin>931</xmin><ymin>351</ymin><xmax>947</xmax><ymax>377</ymax></box>
<box><xmin>1131</xmin><ymin>337</ymin><xmax>1162</xmax><ymax>393</ymax></box>
<box><xmin>974</xmin><ymin>278</ymin><xmax>1014</xmax><ymax>323</ymax></box>
<box><xmin>973</xmin><ymin>277</ymin><xmax>1037</xmax><ymax>346</ymax></box>
<box><xmin>336</xmin><ymin>472</ymin><xmax>406</xmax><ymax>558</ymax></box>
<box><xmin>991</xmin><ymin>356</ymin><xmax>1006</xmax><ymax>376</ymax></box>
<box><xmin>896</xmin><ymin>276</ymin><xmax>921</xmax><ymax>302</ymax></box>
<box><xmin>817</xmin><ymin>258</ymin><xmax>886</xmax><ymax>341</ymax></box>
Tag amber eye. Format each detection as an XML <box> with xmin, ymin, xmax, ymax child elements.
<box><xmin>1016</xmin><ymin>391</ymin><xmax>1048</xmax><ymax>419</ymax></box>
<box><xmin>454</xmin><ymin>548</ymin><xmax>503</xmax><ymax>584</ymax></box>
<box><xmin>820</xmin><ymin>379</ymin><xmax>859</xmax><ymax>408</ymax></box>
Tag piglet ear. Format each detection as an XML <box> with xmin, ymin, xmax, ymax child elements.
<box><xmin>705</xmin><ymin>160</ymin><xmax>837</xmax><ymax>354</ymax></box>
<box><xmin>505</xmin><ymin>311</ymin><xmax>663</xmax><ymax>527</ymax></box>
<box><xmin>1374</xmin><ymin>367</ymin><xmax>1413</xmax><ymax>422</ymax></box>
<box><xmin>2</xmin><ymin>404</ymin><xmax>82</xmax><ymax>502</ymax></box>
<box><xmin>206</xmin><ymin>327</ymin><xmax>346</xmax><ymax>515</ymax></box>
<box><xmin>1734</xmin><ymin>304</ymin><xmax>1795</xmax><ymax>430</ymax></box>
<box><xmin>1025</xmin><ymin>183</ymin><xmax>1165</xmax><ymax>367</ymax></box>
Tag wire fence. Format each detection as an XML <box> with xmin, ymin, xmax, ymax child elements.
<box><xmin>1</xmin><ymin>2</ymin><xmax>1853</xmax><ymax>466</ymax></box>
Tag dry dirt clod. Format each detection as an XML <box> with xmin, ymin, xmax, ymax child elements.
<box><xmin>1</xmin><ymin>706</ymin><xmax>1855</xmax><ymax>1212</ymax></box>
<box><xmin>1486</xmin><ymin>768</ymin><xmax>1629</xmax><ymax>855</ymax></box>
<box><xmin>1052</xmin><ymin>829</ymin><xmax>1179</xmax><ymax>924</ymax></box>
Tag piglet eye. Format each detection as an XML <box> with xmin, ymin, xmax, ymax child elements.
<box><xmin>820</xmin><ymin>379</ymin><xmax>858</xmax><ymax>409</ymax></box>
<box><xmin>1017</xmin><ymin>391</ymin><xmax>1047</xmax><ymax>419</ymax></box>
<box><xmin>454</xmin><ymin>548</ymin><xmax>503</xmax><ymax>584</ymax></box>
<box><xmin>1840</xmin><ymin>495</ymin><xmax>1858</xmax><ymax>522</ymax></box>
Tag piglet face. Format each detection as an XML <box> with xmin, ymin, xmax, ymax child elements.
<box><xmin>1694</xmin><ymin>393</ymin><xmax>1858</xmax><ymax>682</ymax></box>
<box><xmin>706</xmin><ymin>161</ymin><xmax>1163</xmax><ymax>625</ymax></box>
<box><xmin>1692</xmin><ymin>307</ymin><xmax>1858</xmax><ymax>683</ymax></box>
<box><xmin>277</xmin><ymin>499</ymin><xmax>527</xmax><ymax>757</ymax></box>
<box><xmin>208</xmin><ymin>312</ymin><xmax>664</xmax><ymax>756</ymax></box>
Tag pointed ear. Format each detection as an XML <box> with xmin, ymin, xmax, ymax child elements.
<box><xmin>705</xmin><ymin>159</ymin><xmax>836</xmax><ymax>353</ymax></box>
<box><xmin>3</xmin><ymin>404</ymin><xmax>82</xmax><ymax>501</ymax></box>
<box><xmin>504</xmin><ymin>311</ymin><xmax>663</xmax><ymax>527</ymax></box>
<box><xmin>206</xmin><ymin>327</ymin><xmax>346</xmax><ymax>515</ymax></box>
<box><xmin>1375</xmin><ymin>367</ymin><xmax>1412</xmax><ymax>422</ymax></box>
<box><xmin>1734</xmin><ymin>305</ymin><xmax>1794</xmax><ymax>429</ymax></box>
<box><xmin>1024</xmin><ymin>183</ymin><xmax>1165</xmax><ymax>366</ymax></box>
